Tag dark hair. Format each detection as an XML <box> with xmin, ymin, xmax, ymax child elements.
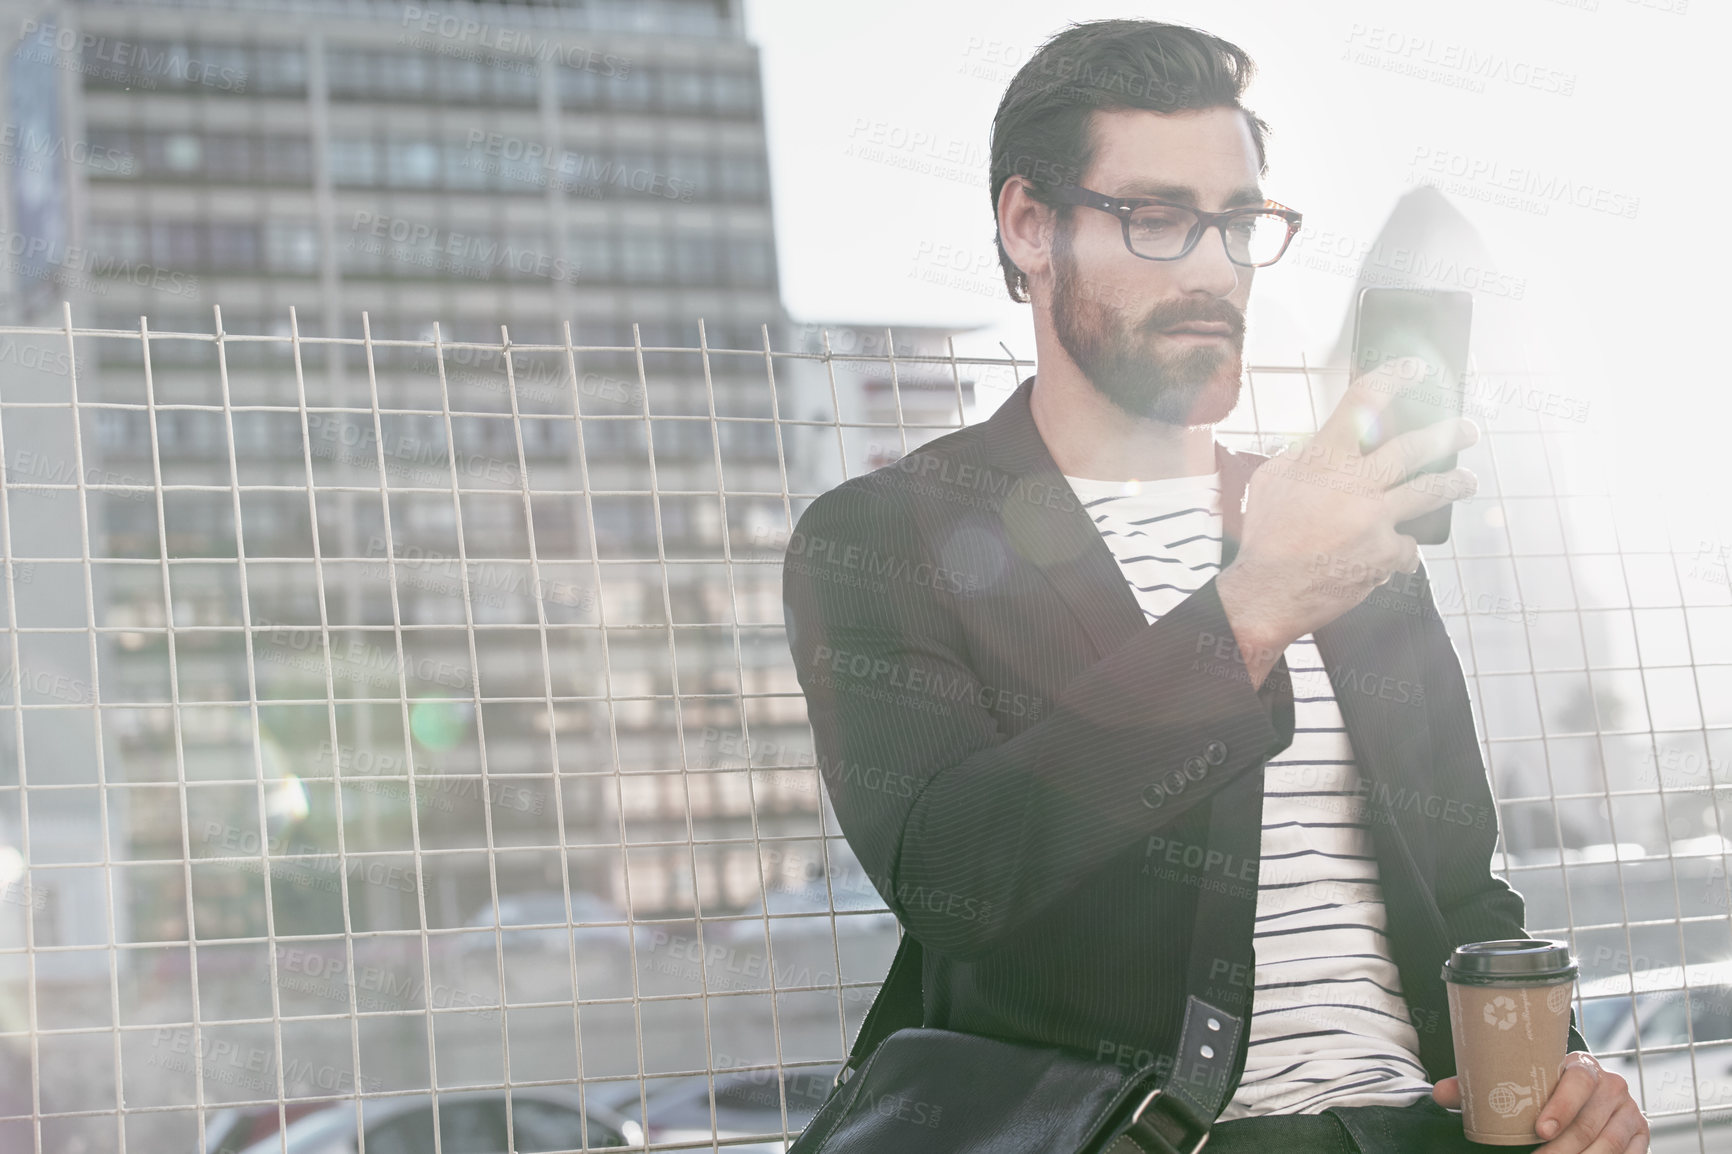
<box><xmin>989</xmin><ymin>20</ymin><xmax>1271</xmax><ymax>301</ymax></box>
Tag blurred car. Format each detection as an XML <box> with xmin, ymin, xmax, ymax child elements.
<box><xmin>236</xmin><ymin>1088</ymin><xmax>639</xmax><ymax>1153</ymax></box>
<box><xmin>458</xmin><ymin>890</ymin><xmax>657</xmax><ymax>957</ymax></box>
<box><xmin>624</xmin><ymin>1063</ymin><xmax>843</xmax><ymax>1153</ymax></box>
<box><xmin>709</xmin><ymin>876</ymin><xmax>890</xmax><ymax>949</ymax></box>
<box><xmin>204</xmin><ymin>1101</ymin><xmax>334</xmax><ymax>1154</ymax></box>
<box><xmin>1577</xmin><ymin>961</ymin><xmax>1732</xmax><ymax>1131</ymax></box>
<box><xmin>700</xmin><ymin>878</ymin><xmax>897</xmax><ymax>996</ymax></box>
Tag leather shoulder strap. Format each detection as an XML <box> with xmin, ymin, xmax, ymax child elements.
<box><xmin>840</xmin><ymin>931</ymin><xmax>924</xmax><ymax>1071</ymax></box>
<box><xmin>842</xmin><ymin>863</ymin><xmax>1246</xmax><ymax>1121</ymax></box>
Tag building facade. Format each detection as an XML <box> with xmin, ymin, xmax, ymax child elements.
<box><xmin>0</xmin><ymin>4</ymin><xmax>831</xmax><ymax>1132</ymax></box>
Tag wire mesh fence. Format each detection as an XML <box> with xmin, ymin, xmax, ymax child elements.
<box><xmin>0</xmin><ymin>304</ymin><xmax>1725</xmax><ymax>1153</ymax></box>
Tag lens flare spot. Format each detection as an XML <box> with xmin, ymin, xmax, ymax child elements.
<box><xmin>269</xmin><ymin>774</ymin><xmax>311</xmax><ymax>824</ymax></box>
<box><xmin>411</xmin><ymin>699</ymin><xmax>473</xmax><ymax>751</ymax></box>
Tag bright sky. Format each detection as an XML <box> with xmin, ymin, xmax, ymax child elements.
<box><xmin>744</xmin><ymin>0</ymin><xmax>1728</xmax><ymax>541</ymax></box>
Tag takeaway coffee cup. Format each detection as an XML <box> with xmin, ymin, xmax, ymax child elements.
<box><xmin>1442</xmin><ymin>939</ymin><xmax>1579</xmax><ymax>1145</ymax></box>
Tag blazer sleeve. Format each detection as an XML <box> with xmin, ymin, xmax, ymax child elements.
<box><xmin>783</xmin><ymin>477</ymin><xmax>1296</xmax><ymax>960</ymax></box>
<box><xmin>1416</xmin><ymin>559</ymin><xmax>1591</xmax><ymax>1056</ymax></box>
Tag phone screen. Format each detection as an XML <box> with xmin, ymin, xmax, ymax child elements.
<box><xmin>1350</xmin><ymin>287</ymin><xmax>1473</xmax><ymax>545</ymax></box>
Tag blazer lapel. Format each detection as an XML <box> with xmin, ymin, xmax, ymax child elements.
<box><xmin>977</xmin><ymin>374</ymin><xmax>1433</xmax><ymax>878</ymax></box>
<box><xmin>1313</xmin><ymin>598</ymin><xmax>1437</xmax><ymax>880</ymax></box>
<box><xmin>978</xmin><ymin>375</ymin><xmax>1271</xmax><ymax>659</ymax></box>
<box><xmin>977</xmin><ymin>376</ymin><xmax>1148</xmax><ymax>659</ymax></box>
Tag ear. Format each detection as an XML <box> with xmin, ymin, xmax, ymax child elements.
<box><xmin>997</xmin><ymin>178</ymin><xmax>1056</xmax><ymax>299</ymax></box>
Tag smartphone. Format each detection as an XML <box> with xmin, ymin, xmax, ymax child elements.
<box><xmin>1349</xmin><ymin>287</ymin><xmax>1474</xmax><ymax>545</ymax></box>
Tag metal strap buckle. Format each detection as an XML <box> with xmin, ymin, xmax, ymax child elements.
<box><xmin>1129</xmin><ymin>1087</ymin><xmax>1210</xmax><ymax>1154</ymax></box>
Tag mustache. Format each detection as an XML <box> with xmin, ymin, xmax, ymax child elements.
<box><xmin>1139</xmin><ymin>299</ymin><xmax>1246</xmax><ymax>339</ymax></box>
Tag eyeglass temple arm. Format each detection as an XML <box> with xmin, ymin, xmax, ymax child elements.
<box><xmin>1047</xmin><ymin>183</ymin><xmax>1300</xmax><ymax>226</ymax></box>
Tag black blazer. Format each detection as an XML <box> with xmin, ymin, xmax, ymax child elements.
<box><xmin>782</xmin><ymin>375</ymin><xmax>1588</xmax><ymax>1093</ymax></box>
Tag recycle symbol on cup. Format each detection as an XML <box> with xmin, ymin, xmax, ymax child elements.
<box><xmin>1483</xmin><ymin>995</ymin><xmax>1520</xmax><ymax>1030</ymax></box>
<box><xmin>1488</xmin><ymin>1081</ymin><xmax>1536</xmax><ymax>1118</ymax></box>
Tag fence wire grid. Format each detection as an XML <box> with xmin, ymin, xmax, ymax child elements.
<box><xmin>0</xmin><ymin>304</ymin><xmax>1726</xmax><ymax>1154</ymax></box>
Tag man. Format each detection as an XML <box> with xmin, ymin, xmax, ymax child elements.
<box><xmin>782</xmin><ymin>19</ymin><xmax>1648</xmax><ymax>1154</ymax></box>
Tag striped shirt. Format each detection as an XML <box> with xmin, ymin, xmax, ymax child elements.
<box><xmin>1061</xmin><ymin>467</ymin><xmax>1434</xmax><ymax>1118</ymax></box>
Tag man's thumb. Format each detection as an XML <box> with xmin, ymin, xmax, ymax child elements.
<box><xmin>1431</xmin><ymin>1076</ymin><xmax>1462</xmax><ymax>1108</ymax></box>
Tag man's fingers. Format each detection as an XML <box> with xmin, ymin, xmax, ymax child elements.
<box><xmin>1367</xmin><ymin>536</ymin><xmax>1419</xmax><ymax>585</ymax></box>
<box><xmin>1383</xmin><ymin>467</ymin><xmax>1478</xmax><ymax>524</ymax></box>
<box><xmin>1395</xmin><ymin>536</ymin><xmax>1420</xmax><ymax>575</ymax></box>
<box><xmin>1541</xmin><ymin>1083</ymin><xmax>1622</xmax><ymax>1154</ymax></box>
<box><xmin>1313</xmin><ymin>357</ymin><xmax>1423</xmax><ymax>453</ymax></box>
<box><xmin>1621</xmin><ymin>1113</ymin><xmax>1651</xmax><ymax>1154</ymax></box>
<box><xmin>1579</xmin><ymin>1099</ymin><xmax>1646</xmax><ymax>1154</ymax></box>
<box><xmin>1363</xmin><ymin>414</ymin><xmax>1480</xmax><ymax>490</ymax></box>
<box><xmin>1557</xmin><ymin>1094</ymin><xmax>1643</xmax><ymax>1154</ymax></box>
<box><xmin>1535</xmin><ymin>1057</ymin><xmax>1602</xmax><ymax>1147</ymax></box>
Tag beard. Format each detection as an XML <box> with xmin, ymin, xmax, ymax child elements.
<box><xmin>1049</xmin><ymin>220</ymin><xmax>1246</xmax><ymax>427</ymax></box>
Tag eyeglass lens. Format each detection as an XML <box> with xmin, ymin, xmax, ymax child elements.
<box><xmin>1126</xmin><ymin>206</ymin><xmax>1291</xmax><ymax>265</ymax></box>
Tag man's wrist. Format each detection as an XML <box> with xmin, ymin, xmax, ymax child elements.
<box><xmin>1216</xmin><ymin>563</ymin><xmax>1293</xmax><ymax>689</ymax></box>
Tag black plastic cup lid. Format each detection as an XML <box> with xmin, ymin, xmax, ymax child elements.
<box><xmin>1441</xmin><ymin>939</ymin><xmax>1578</xmax><ymax>985</ymax></box>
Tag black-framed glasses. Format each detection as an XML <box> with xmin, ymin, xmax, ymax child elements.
<box><xmin>1046</xmin><ymin>184</ymin><xmax>1303</xmax><ymax>268</ymax></box>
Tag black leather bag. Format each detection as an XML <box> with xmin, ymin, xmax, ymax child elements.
<box><xmin>787</xmin><ymin>909</ymin><xmax>1246</xmax><ymax>1154</ymax></box>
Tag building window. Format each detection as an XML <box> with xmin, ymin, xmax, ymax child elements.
<box><xmin>664</xmin><ymin>151</ymin><xmax>710</xmax><ymax>201</ymax></box>
<box><xmin>254</xmin><ymin>46</ymin><xmax>307</xmax><ymax>94</ymax></box>
<box><xmin>386</xmin><ymin>140</ymin><xmax>442</xmax><ymax>188</ymax></box>
<box><xmin>199</xmin><ymin>45</ymin><xmax>249</xmax><ymax>91</ymax></box>
<box><xmin>671</xmin><ymin>233</ymin><xmax>718</xmax><ymax>285</ymax></box>
<box><xmin>491</xmin><ymin>60</ymin><xmax>539</xmax><ymax>105</ymax></box>
<box><xmin>204</xmin><ymin>136</ymin><xmax>253</xmax><ymax>182</ymax></box>
<box><xmin>613</xmin><ymin>150</ymin><xmax>659</xmax><ymax>200</ymax></box>
<box><xmin>88</xmin><ymin>221</ymin><xmax>147</xmax><ymax>264</ymax></box>
<box><xmin>384</xmin><ymin>51</ymin><xmax>431</xmax><ymax>99</ymax></box>
<box><xmin>325</xmin><ymin>49</ymin><xmax>372</xmax><ymax>98</ymax></box>
<box><xmin>717</xmin><ymin>153</ymin><xmax>768</xmax><ymax>201</ymax></box>
<box><xmin>261</xmin><ymin>137</ymin><xmax>312</xmax><ymax>184</ymax></box>
<box><xmin>444</xmin><ymin>58</ymin><xmax>486</xmax><ymax>103</ymax></box>
<box><xmin>608</xmin><ymin>66</ymin><xmax>654</xmax><ymax>110</ymax></box>
<box><xmin>568</xmin><ymin>232</ymin><xmax>615</xmax><ymax>282</ymax></box>
<box><xmin>504</xmin><ymin>231</ymin><xmax>558</xmax><ymax>281</ymax></box>
<box><xmin>727</xmin><ymin>239</ymin><xmax>774</xmax><ymax>287</ymax></box>
<box><xmin>328</xmin><ymin>138</ymin><xmax>378</xmax><ymax>187</ymax></box>
<box><xmin>497</xmin><ymin>145</ymin><xmax>550</xmax><ymax>193</ymax></box>
<box><xmin>87</xmin><ymin>128</ymin><xmax>135</xmax><ymax>177</ymax></box>
<box><xmin>559</xmin><ymin>64</ymin><xmax>602</xmax><ymax>108</ymax></box>
<box><xmin>151</xmin><ymin>222</ymin><xmax>202</xmax><ymax>268</ymax></box>
<box><xmin>712</xmin><ymin>70</ymin><xmax>759</xmax><ymax>116</ymax></box>
<box><xmin>265</xmin><ymin>222</ymin><xmax>319</xmax><ymax>273</ymax></box>
<box><xmin>84</xmin><ymin>129</ymin><xmax>311</xmax><ymax>185</ymax></box>
<box><xmin>619</xmin><ymin>233</ymin><xmax>668</xmax><ymax>284</ymax></box>
<box><xmin>660</xmin><ymin>67</ymin><xmax>708</xmax><ymax>111</ymax></box>
<box><xmin>158</xmin><ymin>133</ymin><xmax>203</xmax><ymax>175</ymax></box>
<box><xmin>445</xmin><ymin>140</ymin><xmax>489</xmax><ymax>190</ymax></box>
<box><xmin>209</xmin><ymin>224</ymin><xmax>261</xmax><ymax>271</ymax></box>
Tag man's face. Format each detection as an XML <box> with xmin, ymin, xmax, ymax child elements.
<box><xmin>1048</xmin><ymin>105</ymin><xmax>1262</xmax><ymax>427</ymax></box>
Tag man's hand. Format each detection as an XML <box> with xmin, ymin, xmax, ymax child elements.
<box><xmin>1432</xmin><ymin>1052</ymin><xmax>1650</xmax><ymax>1152</ymax></box>
<box><xmin>1215</xmin><ymin>357</ymin><xmax>1480</xmax><ymax>688</ymax></box>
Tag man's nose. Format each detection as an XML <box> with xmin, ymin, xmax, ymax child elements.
<box><xmin>1172</xmin><ymin>223</ymin><xmax>1242</xmax><ymax>297</ymax></box>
